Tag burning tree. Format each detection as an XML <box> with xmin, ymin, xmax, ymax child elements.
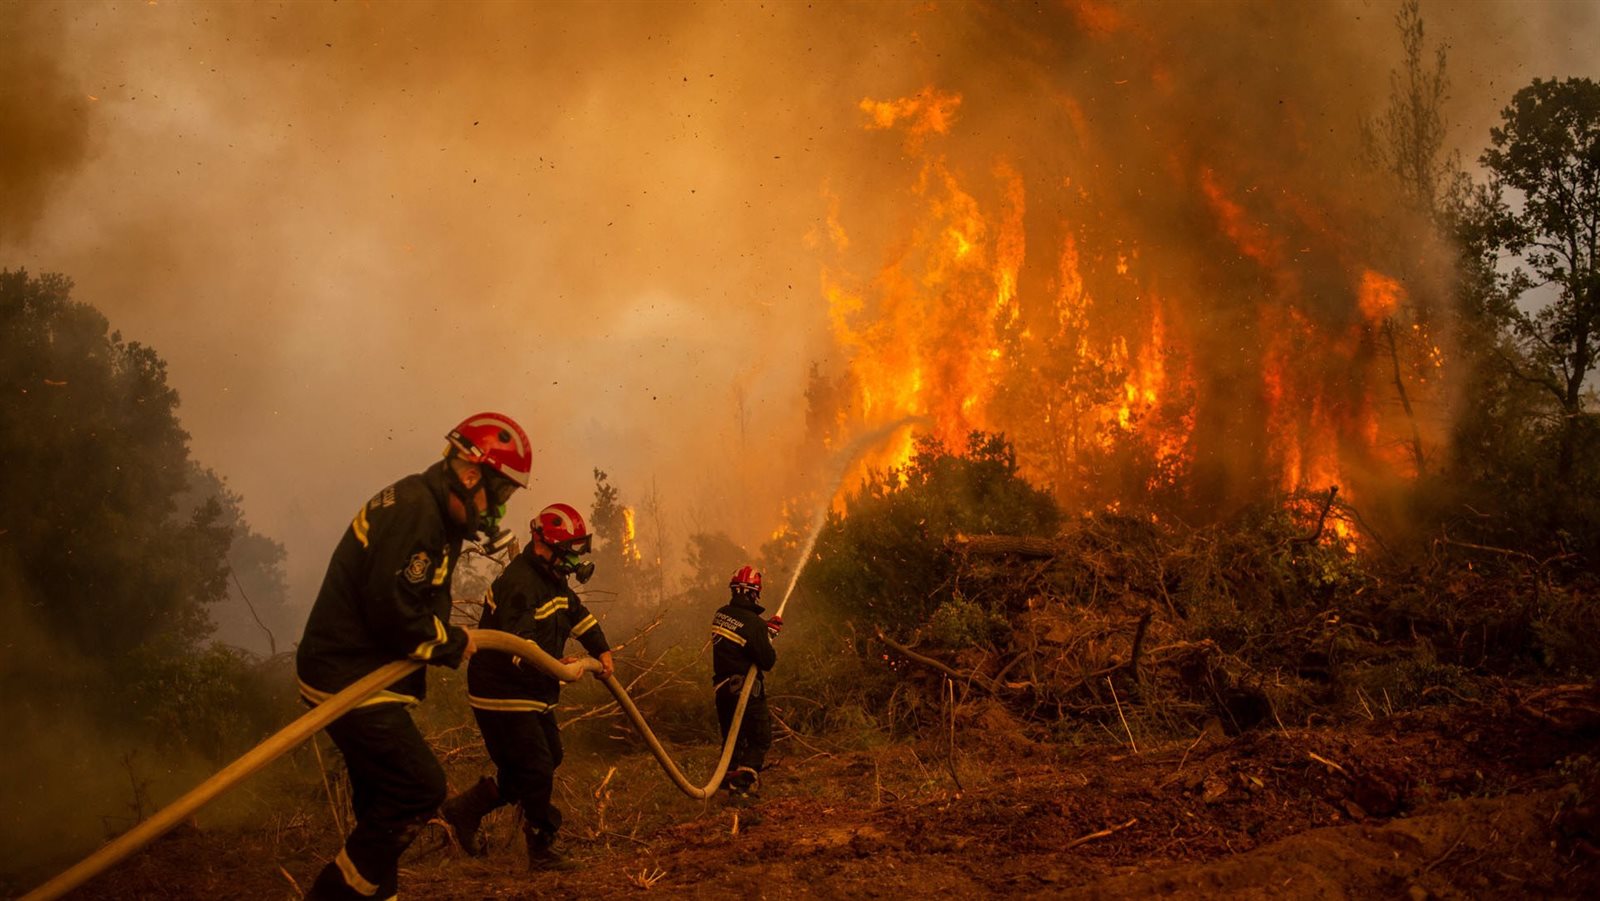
<box><xmin>807</xmin><ymin>4</ymin><xmax>1462</xmax><ymax>543</ymax></box>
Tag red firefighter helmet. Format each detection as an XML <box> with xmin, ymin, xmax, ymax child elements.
<box><xmin>533</xmin><ymin>502</ymin><xmax>591</xmax><ymax>554</ymax></box>
<box><xmin>729</xmin><ymin>565</ymin><xmax>762</xmax><ymax>597</ymax></box>
<box><xmin>446</xmin><ymin>412</ymin><xmax>532</xmax><ymax>488</ymax></box>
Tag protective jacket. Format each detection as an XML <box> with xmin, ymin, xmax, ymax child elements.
<box><xmin>467</xmin><ymin>549</ymin><xmax>609</xmax><ymax>712</ymax></box>
<box><xmin>296</xmin><ymin>460</ymin><xmax>472</xmax><ymax>708</ymax></box>
<box><xmin>711</xmin><ymin>596</ymin><xmax>776</xmax><ymax>686</ymax></box>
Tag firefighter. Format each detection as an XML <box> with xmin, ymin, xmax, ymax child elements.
<box><xmin>710</xmin><ymin>565</ymin><xmax>782</xmax><ymax>797</ymax></box>
<box><xmin>440</xmin><ymin>502</ymin><xmax>613</xmax><ymax>870</ymax></box>
<box><xmin>296</xmin><ymin>412</ymin><xmax>531</xmax><ymax>900</ymax></box>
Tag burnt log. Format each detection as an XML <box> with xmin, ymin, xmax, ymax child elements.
<box><xmin>946</xmin><ymin>534</ymin><xmax>1060</xmax><ymax>558</ymax></box>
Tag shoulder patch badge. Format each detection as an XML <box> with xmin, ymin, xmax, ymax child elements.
<box><xmin>404</xmin><ymin>551</ymin><xmax>431</xmax><ymax>584</ymax></box>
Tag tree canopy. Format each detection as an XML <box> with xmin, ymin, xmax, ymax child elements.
<box><xmin>1470</xmin><ymin>77</ymin><xmax>1600</xmax><ymax>481</ymax></box>
<box><xmin>0</xmin><ymin>269</ymin><xmax>265</xmax><ymax>662</ymax></box>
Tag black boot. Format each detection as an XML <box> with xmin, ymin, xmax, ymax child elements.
<box><xmin>724</xmin><ymin>766</ymin><xmax>759</xmax><ymax>798</ymax></box>
<box><xmin>439</xmin><ymin>776</ymin><xmax>500</xmax><ymax>857</ymax></box>
<box><xmin>525</xmin><ymin>827</ymin><xmax>579</xmax><ymax>871</ymax></box>
<box><xmin>306</xmin><ymin>850</ymin><xmax>387</xmax><ymax>901</ymax></box>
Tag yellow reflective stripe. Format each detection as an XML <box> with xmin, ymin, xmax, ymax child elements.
<box><xmin>299</xmin><ymin>678</ymin><xmax>418</xmax><ymax>709</ymax></box>
<box><xmin>409</xmin><ymin>617</ymin><xmax>448</xmax><ymax>661</ymax></box>
<box><xmin>533</xmin><ymin>597</ymin><xmax>568</xmax><ymax>620</ymax></box>
<box><xmin>430</xmin><ymin>552</ymin><xmax>450</xmax><ymax>587</ymax></box>
<box><xmin>352</xmin><ymin>507</ymin><xmax>371</xmax><ymax>548</ymax></box>
<box><xmin>484</xmin><ymin>585</ymin><xmax>497</xmax><ymax>613</ymax></box>
<box><xmin>571</xmin><ymin>614</ymin><xmax>598</xmax><ymax>636</ymax></box>
<box><xmin>711</xmin><ymin>625</ymin><xmax>746</xmax><ymax>646</ymax></box>
<box><xmin>467</xmin><ymin>694</ymin><xmax>555</xmax><ymax>713</ymax></box>
<box><xmin>335</xmin><ymin>846</ymin><xmax>379</xmax><ymax>896</ymax></box>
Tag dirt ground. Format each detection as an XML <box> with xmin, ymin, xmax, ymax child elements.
<box><xmin>28</xmin><ymin>686</ymin><xmax>1600</xmax><ymax>901</ymax></box>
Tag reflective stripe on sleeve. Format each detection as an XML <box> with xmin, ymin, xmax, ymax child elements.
<box><xmin>711</xmin><ymin>625</ymin><xmax>746</xmax><ymax>646</ymax></box>
<box><xmin>533</xmin><ymin>596</ymin><xmax>569</xmax><ymax>620</ymax></box>
<box><xmin>571</xmin><ymin>613</ymin><xmax>598</xmax><ymax>636</ymax></box>
<box><xmin>351</xmin><ymin>507</ymin><xmax>371</xmax><ymax>548</ymax></box>
<box><xmin>409</xmin><ymin>616</ymin><xmax>448</xmax><ymax>661</ymax></box>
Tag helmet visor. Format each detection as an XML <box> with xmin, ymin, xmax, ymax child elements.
<box><xmin>556</xmin><ymin>533</ymin><xmax>593</xmax><ymax>556</ymax></box>
<box><xmin>482</xmin><ymin>467</ymin><xmax>519</xmax><ymax>506</ymax></box>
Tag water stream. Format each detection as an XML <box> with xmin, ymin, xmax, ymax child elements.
<box><xmin>773</xmin><ymin>415</ymin><xmax>928</xmax><ymax>618</ymax></box>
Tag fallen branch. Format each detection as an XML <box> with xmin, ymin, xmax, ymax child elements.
<box><xmin>590</xmin><ymin>767</ymin><xmax>617</xmax><ymax>839</ymax></box>
<box><xmin>875</xmin><ymin>628</ymin><xmax>1004</xmax><ymax>694</ymax></box>
<box><xmin>1307</xmin><ymin>751</ymin><xmax>1349</xmax><ymax>777</ymax></box>
<box><xmin>1107</xmin><ymin>678</ymin><xmax>1138</xmax><ymax>754</ymax></box>
<box><xmin>310</xmin><ymin>734</ymin><xmax>345</xmax><ymax>837</ymax></box>
<box><xmin>1419</xmin><ymin>828</ymin><xmax>1470</xmax><ymax>875</ymax></box>
<box><xmin>946</xmin><ymin>534</ymin><xmax>1061</xmax><ymax>558</ymax></box>
<box><xmin>770</xmin><ymin>707</ymin><xmax>837</xmax><ymax>759</ymax></box>
<box><xmin>1124</xmin><ymin>610</ymin><xmax>1152</xmax><ymax>684</ymax></box>
<box><xmin>1289</xmin><ymin>486</ymin><xmax>1339</xmax><ymax>545</ymax></box>
<box><xmin>1435</xmin><ymin>532</ymin><xmax>1539</xmax><ymax>565</ymax></box>
<box><xmin>276</xmin><ymin>866</ymin><xmax>302</xmax><ymax>897</ymax></box>
<box><xmin>1064</xmin><ymin>817</ymin><xmax>1138</xmax><ymax>851</ymax></box>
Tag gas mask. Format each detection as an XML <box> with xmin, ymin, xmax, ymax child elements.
<box><xmin>553</xmin><ymin>551</ymin><xmax>595</xmax><ymax>584</ymax></box>
<box><xmin>452</xmin><ymin>464</ymin><xmax>517</xmax><ymax>542</ymax></box>
<box><xmin>479</xmin><ymin>508</ymin><xmax>516</xmax><ymax>556</ymax></box>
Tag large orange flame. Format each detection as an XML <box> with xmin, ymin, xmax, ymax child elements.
<box><xmin>814</xmin><ymin>69</ymin><xmax>1449</xmax><ymax>545</ymax></box>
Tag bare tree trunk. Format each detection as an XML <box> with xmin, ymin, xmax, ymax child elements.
<box><xmin>1557</xmin><ymin>314</ymin><xmax>1591</xmax><ymax>481</ymax></box>
<box><xmin>1384</xmin><ymin>319</ymin><xmax>1427</xmax><ymax>476</ymax></box>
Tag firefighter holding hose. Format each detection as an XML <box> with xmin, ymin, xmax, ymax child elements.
<box><xmin>295</xmin><ymin>412</ymin><xmax>531</xmax><ymax>901</ymax></box>
<box><xmin>711</xmin><ymin>565</ymin><xmax>782</xmax><ymax>798</ymax></box>
<box><xmin>441</xmin><ymin>502</ymin><xmax>613</xmax><ymax>870</ymax></box>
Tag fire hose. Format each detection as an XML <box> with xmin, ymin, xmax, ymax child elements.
<box><xmin>20</xmin><ymin>629</ymin><xmax>761</xmax><ymax>901</ymax></box>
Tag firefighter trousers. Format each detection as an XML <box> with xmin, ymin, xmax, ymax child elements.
<box><xmin>715</xmin><ymin>678</ymin><xmax>772</xmax><ymax>775</ymax></box>
<box><xmin>472</xmin><ymin>707</ymin><xmax>565</xmax><ymax>838</ymax></box>
<box><xmin>308</xmin><ymin>704</ymin><xmax>447</xmax><ymax>900</ymax></box>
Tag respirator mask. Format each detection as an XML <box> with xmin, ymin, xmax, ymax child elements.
<box><xmin>550</xmin><ymin>533</ymin><xmax>595</xmax><ymax>583</ymax></box>
<box><xmin>456</xmin><ymin>465</ymin><xmax>518</xmax><ymax>550</ymax></box>
<box><xmin>479</xmin><ymin>506</ymin><xmax>517</xmax><ymax>556</ymax></box>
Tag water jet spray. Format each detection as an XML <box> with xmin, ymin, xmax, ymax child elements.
<box><xmin>774</xmin><ymin>415</ymin><xmax>929</xmax><ymax>618</ymax></box>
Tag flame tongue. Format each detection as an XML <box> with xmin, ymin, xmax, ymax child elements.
<box><xmin>815</xmin><ymin>74</ymin><xmax>1449</xmax><ymax>535</ymax></box>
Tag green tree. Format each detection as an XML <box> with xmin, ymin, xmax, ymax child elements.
<box><xmin>0</xmin><ymin>269</ymin><xmax>232</xmax><ymax>660</ymax></box>
<box><xmin>683</xmin><ymin>530</ymin><xmax>749</xmax><ymax>601</ymax></box>
<box><xmin>184</xmin><ymin>464</ymin><xmax>292</xmax><ymax>656</ymax></box>
<box><xmin>1470</xmin><ymin>78</ymin><xmax>1600</xmax><ymax>482</ymax></box>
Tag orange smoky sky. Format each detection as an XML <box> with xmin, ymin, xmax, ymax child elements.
<box><xmin>2</xmin><ymin>1</ymin><xmax>1596</xmax><ymax>616</ymax></box>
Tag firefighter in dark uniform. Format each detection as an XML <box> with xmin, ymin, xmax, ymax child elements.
<box><xmin>711</xmin><ymin>566</ymin><xmax>782</xmax><ymax>796</ymax></box>
<box><xmin>296</xmin><ymin>412</ymin><xmax>532</xmax><ymax>901</ymax></box>
<box><xmin>440</xmin><ymin>502</ymin><xmax>613</xmax><ymax>870</ymax></box>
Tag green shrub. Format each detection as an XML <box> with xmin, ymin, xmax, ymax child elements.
<box><xmin>928</xmin><ymin>593</ymin><xmax>1007</xmax><ymax>648</ymax></box>
<box><xmin>124</xmin><ymin>644</ymin><xmax>298</xmax><ymax>762</ymax></box>
<box><xmin>804</xmin><ymin>431</ymin><xmax>1059</xmax><ymax>632</ymax></box>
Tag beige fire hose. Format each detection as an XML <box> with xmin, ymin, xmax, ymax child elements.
<box><xmin>20</xmin><ymin>629</ymin><xmax>759</xmax><ymax>901</ymax></box>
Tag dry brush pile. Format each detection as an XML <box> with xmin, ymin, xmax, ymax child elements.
<box><xmin>856</xmin><ymin>501</ymin><xmax>1599</xmax><ymax>748</ymax></box>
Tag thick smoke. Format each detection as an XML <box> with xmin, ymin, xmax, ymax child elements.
<box><xmin>0</xmin><ymin>3</ymin><xmax>92</xmax><ymax>243</ymax></box>
<box><xmin>1</xmin><ymin>0</ymin><xmax>1594</xmax><ymax>614</ymax></box>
